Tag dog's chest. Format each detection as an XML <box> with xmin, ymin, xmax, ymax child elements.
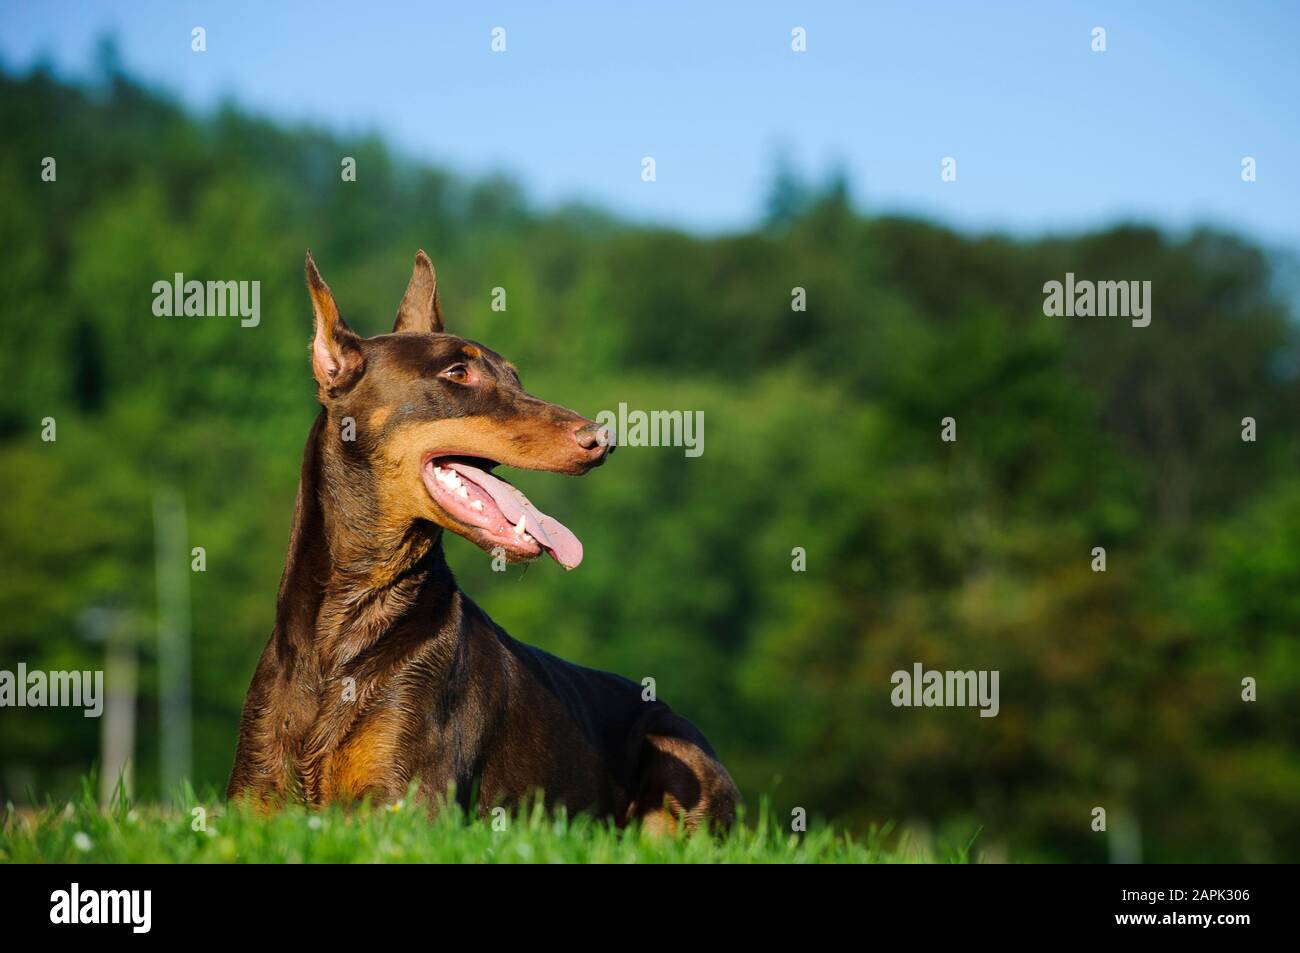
<box><xmin>293</xmin><ymin>661</ymin><xmax>458</xmax><ymax>804</ymax></box>
<box><xmin>317</xmin><ymin>707</ymin><xmax>410</xmax><ymax>802</ymax></box>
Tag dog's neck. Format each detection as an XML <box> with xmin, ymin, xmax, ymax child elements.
<box><xmin>273</xmin><ymin>411</ymin><xmax>458</xmax><ymax>672</ymax></box>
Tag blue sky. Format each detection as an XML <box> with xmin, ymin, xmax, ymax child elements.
<box><xmin>2</xmin><ymin>0</ymin><xmax>1296</xmax><ymax>246</ymax></box>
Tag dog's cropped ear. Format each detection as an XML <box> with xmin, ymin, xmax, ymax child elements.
<box><xmin>306</xmin><ymin>251</ymin><xmax>365</xmax><ymax>396</ymax></box>
<box><xmin>393</xmin><ymin>249</ymin><xmax>444</xmax><ymax>334</ymax></box>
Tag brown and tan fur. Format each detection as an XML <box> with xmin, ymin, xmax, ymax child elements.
<box><xmin>226</xmin><ymin>251</ymin><xmax>739</xmax><ymax>831</ymax></box>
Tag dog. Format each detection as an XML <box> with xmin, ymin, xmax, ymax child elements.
<box><xmin>226</xmin><ymin>251</ymin><xmax>739</xmax><ymax>833</ymax></box>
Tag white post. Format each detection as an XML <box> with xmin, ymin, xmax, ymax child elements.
<box><xmin>80</xmin><ymin>607</ymin><xmax>138</xmax><ymax>805</ymax></box>
<box><xmin>153</xmin><ymin>487</ymin><xmax>192</xmax><ymax>801</ymax></box>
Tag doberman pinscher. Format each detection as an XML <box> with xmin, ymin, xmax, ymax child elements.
<box><xmin>226</xmin><ymin>251</ymin><xmax>739</xmax><ymax>832</ymax></box>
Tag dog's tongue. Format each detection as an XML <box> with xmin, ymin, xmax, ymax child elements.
<box><xmin>445</xmin><ymin>462</ymin><xmax>584</xmax><ymax>570</ymax></box>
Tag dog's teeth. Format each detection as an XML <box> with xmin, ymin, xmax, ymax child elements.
<box><xmin>513</xmin><ymin>514</ymin><xmax>526</xmax><ymax>535</ymax></box>
<box><xmin>470</xmin><ymin>500</ymin><xmax>484</xmax><ymax>511</ymax></box>
<box><xmin>456</xmin><ymin>485</ymin><xmax>469</xmax><ymax>499</ymax></box>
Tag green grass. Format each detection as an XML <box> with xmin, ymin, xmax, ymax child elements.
<box><xmin>1</xmin><ymin>780</ymin><xmax>971</xmax><ymax>863</ymax></box>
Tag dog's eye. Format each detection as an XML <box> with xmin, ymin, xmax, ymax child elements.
<box><xmin>440</xmin><ymin>363</ymin><xmax>470</xmax><ymax>384</ymax></box>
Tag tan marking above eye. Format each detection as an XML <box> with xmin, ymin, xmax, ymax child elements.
<box><xmin>461</xmin><ymin>344</ymin><xmax>481</xmax><ymax>359</ymax></box>
<box><xmin>368</xmin><ymin>406</ymin><xmax>393</xmax><ymax>430</ymax></box>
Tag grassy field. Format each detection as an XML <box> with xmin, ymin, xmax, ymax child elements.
<box><xmin>1</xmin><ymin>782</ymin><xmax>969</xmax><ymax>863</ymax></box>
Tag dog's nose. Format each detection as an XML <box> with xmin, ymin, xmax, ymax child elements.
<box><xmin>574</xmin><ymin>422</ymin><xmax>615</xmax><ymax>461</ymax></box>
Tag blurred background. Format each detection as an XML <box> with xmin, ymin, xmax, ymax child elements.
<box><xmin>1</xmin><ymin>1</ymin><xmax>1298</xmax><ymax>862</ymax></box>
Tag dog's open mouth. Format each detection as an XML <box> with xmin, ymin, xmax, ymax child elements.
<box><xmin>421</xmin><ymin>456</ymin><xmax>584</xmax><ymax>570</ymax></box>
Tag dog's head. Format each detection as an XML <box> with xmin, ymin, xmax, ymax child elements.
<box><xmin>305</xmin><ymin>250</ymin><xmax>612</xmax><ymax>569</ymax></box>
